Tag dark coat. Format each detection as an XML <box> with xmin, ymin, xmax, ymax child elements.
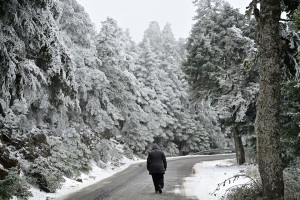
<box><xmin>147</xmin><ymin>144</ymin><xmax>167</xmax><ymax>174</ymax></box>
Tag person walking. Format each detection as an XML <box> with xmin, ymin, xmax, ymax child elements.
<box><xmin>147</xmin><ymin>143</ymin><xmax>167</xmax><ymax>194</ymax></box>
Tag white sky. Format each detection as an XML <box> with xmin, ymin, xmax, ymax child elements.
<box><xmin>76</xmin><ymin>0</ymin><xmax>250</xmax><ymax>43</ymax></box>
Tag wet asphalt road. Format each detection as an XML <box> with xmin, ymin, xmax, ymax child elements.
<box><xmin>57</xmin><ymin>154</ymin><xmax>235</xmax><ymax>200</ymax></box>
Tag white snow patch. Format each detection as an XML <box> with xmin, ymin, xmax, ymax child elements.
<box><xmin>172</xmin><ymin>185</ymin><xmax>181</xmax><ymax>195</ymax></box>
<box><xmin>183</xmin><ymin>159</ymin><xmax>252</xmax><ymax>200</ymax></box>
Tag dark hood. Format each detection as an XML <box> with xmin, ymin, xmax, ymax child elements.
<box><xmin>152</xmin><ymin>143</ymin><xmax>160</xmax><ymax>150</ymax></box>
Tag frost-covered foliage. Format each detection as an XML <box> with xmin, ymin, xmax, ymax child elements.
<box><xmin>0</xmin><ymin>0</ymin><xmax>81</xmax><ymax>192</ymax></box>
<box><xmin>284</xmin><ymin>158</ymin><xmax>300</xmax><ymax>200</ymax></box>
<box><xmin>0</xmin><ymin>172</ymin><xmax>32</xmax><ymax>200</ymax></box>
<box><xmin>0</xmin><ymin>0</ymin><xmax>78</xmax><ymax>130</ymax></box>
<box><xmin>135</xmin><ymin>21</ymin><xmax>209</xmax><ymax>154</ymax></box>
<box><xmin>0</xmin><ymin>0</ymin><xmax>124</xmax><ymax>193</ymax></box>
<box><xmin>280</xmin><ymin>81</ymin><xmax>300</xmax><ymax>166</ymax></box>
<box><xmin>281</xmin><ymin>22</ymin><xmax>300</xmax><ymax>81</ymax></box>
<box><xmin>183</xmin><ymin>0</ymin><xmax>259</xmax><ymax>150</ymax></box>
<box><xmin>95</xmin><ymin>18</ymin><xmax>151</xmax><ymax>152</ymax></box>
<box><xmin>215</xmin><ymin>26</ymin><xmax>258</xmax><ymax>135</ymax></box>
<box><xmin>184</xmin><ymin>0</ymin><xmax>246</xmax><ymax>97</ymax></box>
<box><xmin>192</xmin><ymin>100</ymin><xmax>227</xmax><ymax>148</ymax></box>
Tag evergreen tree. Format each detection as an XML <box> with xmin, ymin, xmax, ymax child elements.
<box><xmin>183</xmin><ymin>0</ymin><xmax>246</xmax><ymax>98</ymax></box>
<box><xmin>183</xmin><ymin>0</ymin><xmax>257</xmax><ymax>163</ymax></box>
<box><xmin>278</xmin><ymin>21</ymin><xmax>300</xmax><ymax>167</ymax></box>
<box><xmin>280</xmin><ymin>81</ymin><xmax>300</xmax><ymax>166</ymax></box>
<box><xmin>0</xmin><ymin>0</ymin><xmax>78</xmax><ymax>131</ymax></box>
<box><xmin>142</xmin><ymin>21</ymin><xmax>163</xmax><ymax>53</ymax></box>
<box><xmin>137</xmin><ymin>21</ymin><xmax>210</xmax><ymax>154</ymax></box>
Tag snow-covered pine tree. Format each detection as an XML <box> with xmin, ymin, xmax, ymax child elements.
<box><xmin>95</xmin><ymin>17</ymin><xmax>155</xmax><ymax>153</ymax></box>
<box><xmin>0</xmin><ymin>0</ymin><xmax>90</xmax><ymax>194</ymax></box>
<box><xmin>279</xmin><ymin>21</ymin><xmax>300</xmax><ymax>166</ymax></box>
<box><xmin>216</xmin><ymin>26</ymin><xmax>258</xmax><ymax>164</ymax></box>
<box><xmin>183</xmin><ymin>0</ymin><xmax>258</xmax><ymax>162</ymax></box>
<box><xmin>136</xmin><ymin>22</ymin><xmax>210</xmax><ymax>154</ymax></box>
<box><xmin>0</xmin><ymin>0</ymin><xmax>79</xmax><ymax>131</ymax></box>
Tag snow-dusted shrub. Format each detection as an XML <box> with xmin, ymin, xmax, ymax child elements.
<box><xmin>222</xmin><ymin>168</ymin><xmax>262</xmax><ymax>200</ymax></box>
<box><xmin>48</xmin><ymin>129</ymin><xmax>92</xmax><ymax>177</ymax></box>
<box><xmin>25</xmin><ymin>158</ymin><xmax>64</xmax><ymax>193</ymax></box>
<box><xmin>162</xmin><ymin>142</ymin><xmax>179</xmax><ymax>156</ymax></box>
<box><xmin>225</xmin><ymin>182</ymin><xmax>262</xmax><ymax>200</ymax></box>
<box><xmin>284</xmin><ymin>159</ymin><xmax>300</xmax><ymax>200</ymax></box>
<box><xmin>122</xmin><ymin>145</ymin><xmax>135</xmax><ymax>159</ymax></box>
<box><xmin>91</xmin><ymin>139</ymin><xmax>123</xmax><ymax>167</ymax></box>
<box><xmin>0</xmin><ymin>172</ymin><xmax>32</xmax><ymax>200</ymax></box>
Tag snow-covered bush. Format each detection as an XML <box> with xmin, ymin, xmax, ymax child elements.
<box><xmin>223</xmin><ymin>167</ymin><xmax>262</xmax><ymax>200</ymax></box>
<box><xmin>25</xmin><ymin>158</ymin><xmax>64</xmax><ymax>193</ymax></box>
<box><xmin>162</xmin><ymin>142</ymin><xmax>179</xmax><ymax>156</ymax></box>
<box><xmin>0</xmin><ymin>173</ymin><xmax>32</xmax><ymax>200</ymax></box>
<box><xmin>91</xmin><ymin>139</ymin><xmax>125</xmax><ymax>167</ymax></box>
<box><xmin>225</xmin><ymin>183</ymin><xmax>262</xmax><ymax>200</ymax></box>
<box><xmin>284</xmin><ymin>158</ymin><xmax>300</xmax><ymax>200</ymax></box>
<box><xmin>48</xmin><ymin>129</ymin><xmax>92</xmax><ymax>177</ymax></box>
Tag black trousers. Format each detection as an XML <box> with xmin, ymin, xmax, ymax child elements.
<box><xmin>151</xmin><ymin>173</ymin><xmax>164</xmax><ymax>191</ymax></box>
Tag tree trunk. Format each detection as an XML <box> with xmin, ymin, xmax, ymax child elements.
<box><xmin>232</xmin><ymin>126</ymin><xmax>245</xmax><ymax>165</ymax></box>
<box><xmin>255</xmin><ymin>0</ymin><xmax>284</xmax><ymax>199</ymax></box>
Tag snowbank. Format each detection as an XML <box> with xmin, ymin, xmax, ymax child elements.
<box><xmin>183</xmin><ymin>159</ymin><xmax>252</xmax><ymax>200</ymax></box>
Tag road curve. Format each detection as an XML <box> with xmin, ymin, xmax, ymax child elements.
<box><xmin>57</xmin><ymin>154</ymin><xmax>235</xmax><ymax>200</ymax></box>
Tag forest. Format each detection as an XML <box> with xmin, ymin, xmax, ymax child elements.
<box><xmin>0</xmin><ymin>0</ymin><xmax>299</xmax><ymax>199</ymax></box>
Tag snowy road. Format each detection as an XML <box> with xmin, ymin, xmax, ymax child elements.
<box><xmin>57</xmin><ymin>154</ymin><xmax>235</xmax><ymax>200</ymax></box>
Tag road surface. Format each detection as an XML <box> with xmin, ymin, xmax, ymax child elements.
<box><xmin>57</xmin><ymin>154</ymin><xmax>235</xmax><ymax>200</ymax></box>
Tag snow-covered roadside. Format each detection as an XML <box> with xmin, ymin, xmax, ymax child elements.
<box><xmin>27</xmin><ymin>157</ymin><xmax>144</xmax><ymax>200</ymax></box>
<box><xmin>26</xmin><ymin>154</ymin><xmax>200</xmax><ymax>200</ymax></box>
<box><xmin>26</xmin><ymin>155</ymin><xmax>253</xmax><ymax>200</ymax></box>
<box><xmin>183</xmin><ymin>159</ymin><xmax>254</xmax><ymax>200</ymax></box>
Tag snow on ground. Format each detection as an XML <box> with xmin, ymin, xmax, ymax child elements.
<box><xmin>27</xmin><ymin>155</ymin><xmax>254</xmax><ymax>200</ymax></box>
<box><xmin>183</xmin><ymin>159</ymin><xmax>253</xmax><ymax>200</ymax></box>
<box><xmin>27</xmin><ymin>157</ymin><xmax>144</xmax><ymax>200</ymax></box>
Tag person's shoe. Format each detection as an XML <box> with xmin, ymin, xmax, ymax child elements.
<box><xmin>158</xmin><ymin>185</ymin><xmax>162</xmax><ymax>194</ymax></box>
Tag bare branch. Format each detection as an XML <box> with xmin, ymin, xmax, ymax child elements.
<box><xmin>279</xmin><ymin>18</ymin><xmax>294</xmax><ymax>22</ymax></box>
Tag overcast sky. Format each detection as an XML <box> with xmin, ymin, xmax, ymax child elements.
<box><xmin>76</xmin><ymin>0</ymin><xmax>250</xmax><ymax>43</ymax></box>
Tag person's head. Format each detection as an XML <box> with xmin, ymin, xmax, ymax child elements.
<box><xmin>152</xmin><ymin>143</ymin><xmax>160</xmax><ymax>150</ymax></box>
